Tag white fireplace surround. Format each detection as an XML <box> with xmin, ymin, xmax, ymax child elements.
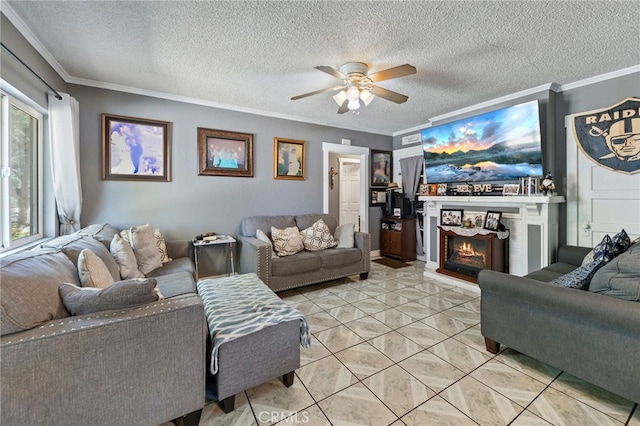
<box><xmin>419</xmin><ymin>195</ymin><xmax>565</xmax><ymax>278</ymax></box>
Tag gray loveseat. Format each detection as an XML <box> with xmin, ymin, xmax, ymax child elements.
<box><xmin>0</xmin><ymin>224</ymin><xmax>206</xmax><ymax>426</ymax></box>
<box><xmin>479</xmin><ymin>244</ymin><xmax>640</xmax><ymax>403</ymax></box>
<box><xmin>238</xmin><ymin>213</ymin><xmax>370</xmax><ymax>292</ymax></box>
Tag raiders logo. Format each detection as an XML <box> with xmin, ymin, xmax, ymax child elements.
<box><xmin>572</xmin><ymin>97</ymin><xmax>640</xmax><ymax>174</ymax></box>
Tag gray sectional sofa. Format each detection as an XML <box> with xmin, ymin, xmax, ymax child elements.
<box><xmin>479</xmin><ymin>243</ymin><xmax>640</xmax><ymax>403</ymax></box>
<box><xmin>237</xmin><ymin>213</ymin><xmax>370</xmax><ymax>292</ymax></box>
<box><xmin>0</xmin><ymin>224</ymin><xmax>206</xmax><ymax>426</ymax></box>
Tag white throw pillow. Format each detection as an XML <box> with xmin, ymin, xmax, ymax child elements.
<box><xmin>271</xmin><ymin>226</ymin><xmax>304</xmax><ymax>257</ymax></box>
<box><xmin>300</xmin><ymin>219</ymin><xmax>338</xmax><ymax>251</ymax></box>
<box><xmin>154</xmin><ymin>228</ymin><xmax>172</xmax><ymax>264</ymax></box>
<box><xmin>334</xmin><ymin>223</ymin><xmax>355</xmax><ymax>248</ymax></box>
<box><xmin>256</xmin><ymin>229</ymin><xmax>278</xmax><ymax>258</ymax></box>
<box><xmin>78</xmin><ymin>249</ymin><xmax>116</xmax><ymax>289</ymax></box>
<box><xmin>110</xmin><ymin>233</ymin><xmax>144</xmax><ymax>279</ymax></box>
<box><xmin>129</xmin><ymin>224</ymin><xmax>163</xmax><ymax>275</ymax></box>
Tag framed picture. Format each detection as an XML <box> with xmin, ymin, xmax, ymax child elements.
<box><xmin>371</xmin><ymin>150</ymin><xmax>392</xmax><ymax>186</ymax></box>
<box><xmin>484</xmin><ymin>210</ymin><xmax>502</xmax><ymax>231</ymax></box>
<box><xmin>502</xmin><ymin>183</ymin><xmax>520</xmax><ymax>196</ymax></box>
<box><xmin>274</xmin><ymin>137</ymin><xmax>306</xmax><ymax>180</ymax></box>
<box><xmin>437</xmin><ymin>183</ymin><xmax>448</xmax><ymax>196</ymax></box>
<box><xmin>441</xmin><ymin>209</ymin><xmax>463</xmax><ymax>226</ymax></box>
<box><xmin>198</xmin><ymin>128</ymin><xmax>253</xmax><ymax>177</ymax></box>
<box><xmin>102</xmin><ymin>113</ymin><xmax>171</xmax><ymax>181</ymax></box>
<box><xmin>370</xmin><ymin>188</ymin><xmax>387</xmax><ymax>206</ymax></box>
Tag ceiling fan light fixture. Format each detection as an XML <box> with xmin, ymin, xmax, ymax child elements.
<box><xmin>332</xmin><ymin>90</ymin><xmax>347</xmax><ymax>106</ymax></box>
<box><xmin>346</xmin><ymin>86</ymin><xmax>360</xmax><ymax>102</ymax></box>
<box><xmin>347</xmin><ymin>99</ymin><xmax>361</xmax><ymax>110</ymax></box>
<box><xmin>360</xmin><ymin>89</ymin><xmax>375</xmax><ymax>106</ymax></box>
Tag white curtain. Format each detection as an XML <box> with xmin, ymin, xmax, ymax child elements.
<box><xmin>48</xmin><ymin>93</ymin><xmax>82</xmax><ymax>235</ymax></box>
<box><xmin>400</xmin><ymin>155</ymin><xmax>424</xmax><ymax>256</ymax></box>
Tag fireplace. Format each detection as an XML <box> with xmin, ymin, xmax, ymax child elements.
<box><xmin>437</xmin><ymin>228</ymin><xmax>508</xmax><ymax>283</ymax></box>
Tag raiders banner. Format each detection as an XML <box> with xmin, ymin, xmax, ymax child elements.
<box><xmin>572</xmin><ymin>97</ymin><xmax>640</xmax><ymax>174</ymax></box>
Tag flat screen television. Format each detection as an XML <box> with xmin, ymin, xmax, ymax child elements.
<box><xmin>422</xmin><ymin>100</ymin><xmax>543</xmax><ymax>184</ymax></box>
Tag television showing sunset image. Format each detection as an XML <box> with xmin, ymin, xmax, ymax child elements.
<box><xmin>422</xmin><ymin>100</ymin><xmax>543</xmax><ymax>184</ymax></box>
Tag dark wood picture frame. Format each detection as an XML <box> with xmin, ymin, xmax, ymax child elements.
<box><xmin>371</xmin><ymin>149</ymin><xmax>392</xmax><ymax>187</ymax></box>
<box><xmin>441</xmin><ymin>208</ymin><xmax>463</xmax><ymax>226</ymax></box>
<box><xmin>274</xmin><ymin>137</ymin><xmax>306</xmax><ymax>180</ymax></box>
<box><xmin>370</xmin><ymin>188</ymin><xmax>387</xmax><ymax>207</ymax></box>
<box><xmin>102</xmin><ymin>113</ymin><xmax>172</xmax><ymax>181</ymax></box>
<box><xmin>484</xmin><ymin>210</ymin><xmax>502</xmax><ymax>231</ymax></box>
<box><xmin>198</xmin><ymin>128</ymin><xmax>253</xmax><ymax>177</ymax></box>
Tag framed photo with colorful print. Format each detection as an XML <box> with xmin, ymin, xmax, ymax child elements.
<box><xmin>198</xmin><ymin>127</ymin><xmax>254</xmax><ymax>177</ymax></box>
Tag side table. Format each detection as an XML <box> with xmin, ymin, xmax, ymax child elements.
<box><xmin>192</xmin><ymin>236</ymin><xmax>236</xmax><ymax>280</ymax></box>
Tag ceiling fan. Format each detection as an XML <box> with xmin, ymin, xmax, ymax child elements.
<box><xmin>291</xmin><ymin>62</ymin><xmax>416</xmax><ymax>114</ymax></box>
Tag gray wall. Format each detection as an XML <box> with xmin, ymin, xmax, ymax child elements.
<box><xmin>71</xmin><ymin>85</ymin><xmax>392</xmax><ymax>245</ymax></box>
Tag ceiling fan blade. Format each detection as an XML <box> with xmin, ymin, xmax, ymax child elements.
<box><xmin>315</xmin><ymin>65</ymin><xmax>349</xmax><ymax>80</ymax></box>
<box><xmin>371</xmin><ymin>85</ymin><xmax>409</xmax><ymax>104</ymax></box>
<box><xmin>337</xmin><ymin>100</ymin><xmax>349</xmax><ymax>114</ymax></box>
<box><xmin>367</xmin><ymin>64</ymin><xmax>416</xmax><ymax>83</ymax></box>
<box><xmin>291</xmin><ymin>85</ymin><xmax>344</xmax><ymax>101</ymax></box>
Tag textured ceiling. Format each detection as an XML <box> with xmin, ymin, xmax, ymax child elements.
<box><xmin>5</xmin><ymin>1</ymin><xmax>640</xmax><ymax>135</ymax></box>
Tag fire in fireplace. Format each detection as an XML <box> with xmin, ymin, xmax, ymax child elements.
<box><xmin>438</xmin><ymin>228</ymin><xmax>508</xmax><ymax>283</ymax></box>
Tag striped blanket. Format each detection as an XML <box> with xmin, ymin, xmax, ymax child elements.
<box><xmin>197</xmin><ymin>273</ymin><xmax>311</xmax><ymax>375</ymax></box>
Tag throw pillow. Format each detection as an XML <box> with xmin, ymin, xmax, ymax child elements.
<box><xmin>550</xmin><ymin>259</ymin><xmax>606</xmax><ymax>290</ymax></box>
<box><xmin>271</xmin><ymin>226</ymin><xmax>304</xmax><ymax>257</ymax></box>
<box><xmin>154</xmin><ymin>228</ymin><xmax>172</xmax><ymax>264</ymax></box>
<box><xmin>335</xmin><ymin>223</ymin><xmax>355</xmax><ymax>248</ymax></box>
<box><xmin>110</xmin><ymin>234</ymin><xmax>145</xmax><ymax>279</ymax></box>
<box><xmin>59</xmin><ymin>278</ymin><xmax>162</xmax><ymax>316</ymax></box>
<box><xmin>581</xmin><ymin>234</ymin><xmax>616</xmax><ymax>265</ymax></box>
<box><xmin>300</xmin><ymin>219</ymin><xmax>338</xmax><ymax>251</ymax></box>
<box><xmin>612</xmin><ymin>228</ymin><xmax>631</xmax><ymax>256</ymax></box>
<box><xmin>78</xmin><ymin>249</ymin><xmax>116</xmax><ymax>289</ymax></box>
<box><xmin>129</xmin><ymin>224</ymin><xmax>163</xmax><ymax>275</ymax></box>
<box><xmin>256</xmin><ymin>229</ymin><xmax>278</xmax><ymax>258</ymax></box>
<box><xmin>589</xmin><ymin>242</ymin><xmax>640</xmax><ymax>301</ymax></box>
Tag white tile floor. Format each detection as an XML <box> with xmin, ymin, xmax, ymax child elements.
<box><xmin>183</xmin><ymin>260</ymin><xmax>639</xmax><ymax>425</ymax></box>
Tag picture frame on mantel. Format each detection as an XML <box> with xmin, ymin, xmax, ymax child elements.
<box><xmin>102</xmin><ymin>113</ymin><xmax>172</xmax><ymax>182</ymax></box>
<box><xmin>484</xmin><ymin>210</ymin><xmax>503</xmax><ymax>231</ymax></box>
<box><xmin>198</xmin><ymin>127</ymin><xmax>254</xmax><ymax>177</ymax></box>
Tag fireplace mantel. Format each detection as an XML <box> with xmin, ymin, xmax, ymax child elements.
<box><xmin>419</xmin><ymin>195</ymin><xmax>565</xmax><ymax>277</ymax></box>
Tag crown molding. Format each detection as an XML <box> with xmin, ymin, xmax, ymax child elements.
<box><xmin>1</xmin><ymin>3</ymin><xmax>70</xmax><ymax>81</ymax></box>
<box><xmin>558</xmin><ymin>64</ymin><xmax>640</xmax><ymax>91</ymax></box>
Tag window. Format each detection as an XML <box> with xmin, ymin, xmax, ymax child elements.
<box><xmin>1</xmin><ymin>92</ymin><xmax>43</xmax><ymax>251</ymax></box>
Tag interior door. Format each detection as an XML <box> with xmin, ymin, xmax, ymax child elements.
<box><xmin>567</xmin><ymin>119</ymin><xmax>640</xmax><ymax>246</ymax></box>
<box><xmin>339</xmin><ymin>159</ymin><xmax>361</xmax><ymax>231</ymax></box>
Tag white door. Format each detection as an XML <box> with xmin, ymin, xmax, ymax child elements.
<box><xmin>339</xmin><ymin>159</ymin><xmax>361</xmax><ymax>231</ymax></box>
<box><xmin>566</xmin><ymin>117</ymin><xmax>640</xmax><ymax>246</ymax></box>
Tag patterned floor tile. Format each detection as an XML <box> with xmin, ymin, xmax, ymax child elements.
<box><xmin>396</xmin><ymin>322</ymin><xmax>448</xmax><ymax>348</ymax></box>
<box><xmin>452</xmin><ymin>324</ymin><xmax>488</xmax><ymax>353</ymax></box>
<box><xmin>296</xmin><ymin>355</ymin><xmax>358</xmax><ymax>402</ymax></box>
<box><xmin>414</xmin><ymin>295</ymin><xmax>457</xmax><ymax>311</ymax></box>
<box><xmin>319</xmin><ymin>382</ymin><xmax>398</xmax><ymax>426</ymax></box>
<box><xmin>437</xmin><ymin>288</ymin><xmax>478</xmax><ymax>305</ymax></box>
<box><xmin>332</xmin><ymin>288</ymin><xmax>370</xmax><ymax>303</ymax></box>
<box><xmin>302</xmin><ymin>287</ymin><xmax>334</xmax><ymax>299</ymax></box>
<box><xmin>327</xmin><ymin>304</ymin><xmax>368</xmax><ymax>323</ymax></box>
<box><xmin>509</xmin><ymin>410</ymin><xmax>554</xmax><ymax>425</ymax></box>
<box><xmin>274</xmin><ymin>404</ymin><xmax>331</xmax><ymax>425</ymax></box>
<box><xmin>363</xmin><ymin>364</ymin><xmax>435</xmax><ymax>417</ymax></box>
<box><xmin>358</xmin><ymin>283</ymin><xmax>390</xmax><ymax>297</ymax></box>
<box><xmin>286</xmin><ymin>300</ymin><xmax>322</xmax><ymax>316</ymax></box>
<box><xmin>495</xmin><ymin>349</ymin><xmax>561</xmax><ymax>385</ymax></box>
<box><xmin>412</xmin><ymin>281</ymin><xmax>452</xmax><ymax>295</ymax></box>
<box><xmin>393</xmin><ymin>286</ymin><xmax>428</xmax><ymax>300</ymax></box>
<box><xmin>398</xmin><ymin>351</ymin><xmax>466</xmax><ymax>393</ymax></box>
<box><xmin>401</xmin><ymin>395</ymin><xmax>477</xmax><ymax>426</ymax></box>
<box><xmin>374</xmin><ymin>291</ymin><xmax>412</xmax><ymax>307</ymax></box>
<box><xmin>629</xmin><ymin>406</ymin><xmax>640</xmax><ymax>425</ymax></box>
<box><xmin>334</xmin><ymin>342</ymin><xmax>394</xmax><ymax>380</ymax></box>
<box><xmin>324</xmin><ymin>282</ymin><xmax>359</xmax><ymax>294</ymax></box>
<box><xmin>278</xmin><ymin>291</ymin><xmax>307</xmax><ymax>303</ymax></box>
<box><xmin>351</xmin><ymin>297</ymin><xmax>391</xmax><ymax>314</ymax></box>
<box><xmin>459</xmin><ymin>297</ymin><xmax>481</xmax><ymax>313</ymax></box>
<box><xmin>313</xmin><ymin>324</ymin><xmax>364</xmax><ymax>352</ymax></box>
<box><xmin>422</xmin><ymin>312</ymin><xmax>469</xmax><ymax>336</ymax></box>
<box><xmin>373</xmin><ymin>308</ymin><xmax>416</xmax><ymax>329</ymax></box>
<box><xmin>299</xmin><ymin>335</ymin><xmax>331</xmax><ymax>366</ymax></box>
<box><xmin>439</xmin><ymin>305</ymin><xmax>481</xmax><ymax>326</ymax></box>
<box><xmin>343</xmin><ymin>315</ymin><xmax>393</xmax><ymax>339</ymax></box>
<box><xmin>428</xmin><ymin>338</ymin><xmax>492</xmax><ymax>373</ymax></box>
<box><xmin>391</xmin><ymin>275</ymin><xmax>424</xmax><ymax>286</ymax></box>
<box><xmin>443</xmin><ymin>375</ymin><xmax>524</xmax><ymax>426</ymax></box>
<box><xmin>246</xmin><ymin>377</ymin><xmax>315</xmax><ymax>425</ymax></box>
<box><xmin>305</xmin><ymin>311</ymin><xmax>341</xmax><ymax>333</ymax></box>
<box><xmin>393</xmin><ymin>301</ymin><xmax>437</xmax><ymax>320</ymax></box>
<box><xmin>370</xmin><ymin>330</ymin><xmax>423</xmax><ymax>362</ymax></box>
<box><xmin>528</xmin><ymin>386</ymin><xmax>624</xmax><ymax>425</ymax></box>
<box><xmin>549</xmin><ymin>372</ymin><xmax>635</xmax><ymax>423</ymax></box>
<box><xmin>375</xmin><ymin>279</ymin><xmax>411</xmax><ymax>291</ymax></box>
<box><xmin>312</xmin><ymin>294</ymin><xmax>349</xmax><ymax>310</ymax></box>
<box><xmin>199</xmin><ymin>392</ymin><xmax>256</xmax><ymax>426</ymax></box>
<box><xmin>470</xmin><ymin>359</ymin><xmax>548</xmax><ymax>406</ymax></box>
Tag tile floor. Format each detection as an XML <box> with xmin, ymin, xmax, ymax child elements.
<box><xmin>190</xmin><ymin>261</ymin><xmax>639</xmax><ymax>426</ymax></box>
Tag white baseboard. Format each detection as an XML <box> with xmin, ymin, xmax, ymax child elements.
<box><xmin>371</xmin><ymin>249</ymin><xmax>381</xmax><ymax>259</ymax></box>
<box><xmin>423</xmin><ymin>268</ymin><xmax>480</xmax><ymax>294</ymax></box>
